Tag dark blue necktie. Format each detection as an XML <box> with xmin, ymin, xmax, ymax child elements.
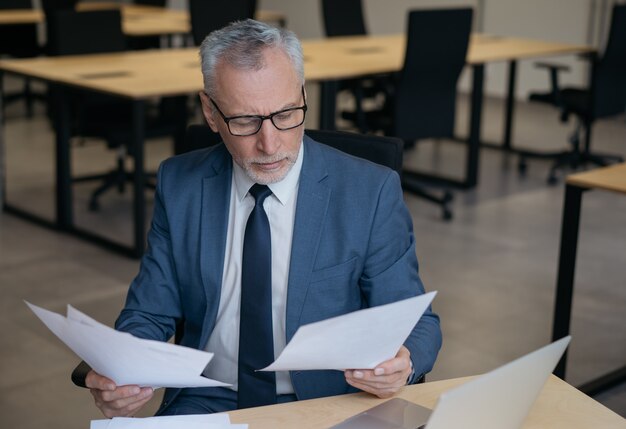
<box><xmin>237</xmin><ymin>184</ymin><xmax>277</xmax><ymax>409</ymax></box>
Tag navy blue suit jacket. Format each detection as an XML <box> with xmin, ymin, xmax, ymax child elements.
<box><xmin>116</xmin><ymin>135</ymin><xmax>442</xmax><ymax>412</ymax></box>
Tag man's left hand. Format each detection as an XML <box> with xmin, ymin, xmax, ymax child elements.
<box><xmin>344</xmin><ymin>345</ymin><xmax>412</xmax><ymax>398</ymax></box>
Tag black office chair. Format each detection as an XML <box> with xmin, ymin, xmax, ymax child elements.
<box><xmin>0</xmin><ymin>0</ymin><xmax>44</xmax><ymax>117</ymax></box>
<box><xmin>175</xmin><ymin>123</ymin><xmax>222</xmax><ymax>155</ymax></box>
<box><xmin>518</xmin><ymin>4</ymin><xmax>626</xmax><ymax>184</ymax></box>
<box><xmin>47</xmin><ymin>9</ymin><xmax>189</xmax><ymax>210</ymax></box>
<box><xmin>305</xmin><ymin>129</ymin><xmax>403</xmax><ymax>175</ymax></box>
<box><xmin>188</xmin><ymin>0</ymin><xmax>256</xmax><ymax>46</ymax></box>
<box><xmin>367</xmin><ymin>9</ymin><xmax>473</xmax><ymax>220</ymax></box>
<box><xmin>177</xmin><ymin>125</ymin><xmax>404</xmax><ymax>174</ymax></box>
<box><xmin>320</xmin><ymin>0</ymin><xmax>393</xmax><ymax>133</ymax></box>
<box><xmin>127</xmin><ymin>0</ymin><xmax>168</xmax><ymax>50</ymax></box>
<box><xmin>134</xmin><ymin>0</ymin><xmax>167</xmax><ymax>5</ymax></box>
<box><xmin>40</xmin><ymin>0</ymin><xmax>79</xmax><ymax>56</ymax></box>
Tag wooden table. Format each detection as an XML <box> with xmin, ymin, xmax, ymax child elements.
<box><xmin>0</xmin><ymin>34</ymin><xmax>593</xmax><ymax>256</ymax></box>
<box><xmin>0</xmin><ymin>49</ymin><xmax>201</xmax><ymax>256</ymax></box>
<box><xmin>553</xmin><ymin>163</ymin><xmax>626</xmax><ymax>395</ymax></box>
<box><xmin>224</xmin><ymin>375</ymin><xmax>625</xmax><ymax>428</ymax></box>
<box><xmin>0</xmin><ymin>4</ymin><xmax>286</xmax><ymax>37</ymax></box>
<box><xmin>306</xmin><ymin>33</ymin><xmax>592</xmax><ymax>189</ymax></box>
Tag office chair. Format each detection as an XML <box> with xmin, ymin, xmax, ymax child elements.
<box><xmin>518</xmin><ymin>4</ymin><xmax>626</xmax><ymax>184</ymax></box>
<box><xmin>305</xmin><ymin>129</ymin><xmax>404</xmax><ymax>175</ymax></box>
<box><xmin>47</xmin><ymin>9</ymin><xmax>189</xmax><ymax>210</ymax></box>
<box><xmin>0</xmin><ymin>0</ymin><xmax>44</xmax><ymax>117</ymax></box>
<box><xmin>128</xmin><ymin>0</ymin><xmax>168</xmax><ymax>49</ymax></box>
<box><xmin>177</xmin><ymin>125</ymin><xmax>404</xmax><ymax>174</ymax></box>
<box><xmin>188</xmin><ymin>0</ymin><xmax>256</xmax><ymax>46</ymax></box>
<box><xmin>320</xmin><ymin>0</ymin><xmax>392</xmax><ymax>133</ymax></box>
<box><xmin>366</xmin><ymin>8</ymin><xmax>473</xmax><ymax>220</ymax></box>
<box><xmin>134</xmin><ymin>0</ymin><xmax>167</xmax><ymax>5</ymax></box>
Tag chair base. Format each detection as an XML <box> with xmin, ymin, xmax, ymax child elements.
<box><xmin>73</xmin><ymin>168</ymin><xmax>156</xmax><ymax>211</ymax></box>
<box><xmin>402</xmin><ymin>175</ymin><xmax>454</xmax><ymax>220</ymax></box>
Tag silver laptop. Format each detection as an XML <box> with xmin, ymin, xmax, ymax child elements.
<box><xmin>331</xmin><ymin>336</ymin><xmax>571</xmax><ymax>429</ymax></box>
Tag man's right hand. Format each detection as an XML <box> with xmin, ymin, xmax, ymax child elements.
<box><xmin>85</xmin><ymin>370</ymin><xmax>154</xmax><ymax>418</ymax></box>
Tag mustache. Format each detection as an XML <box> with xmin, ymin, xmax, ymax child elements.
<box><xmin>246</xmin><ymin>153</ymin><xmax>294</xmax><ymax>164</ymax></box>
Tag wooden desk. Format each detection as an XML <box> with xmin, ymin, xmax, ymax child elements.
<box><xmin>225</xmin><ymin>376</ymin><xmax>624</xmax><ymax>428</ymax></box>
<box><xmin>0</xmin><ymin>5</ymin><xmax>187</xmax><ymax>37</ymax></box>
<box><xmin>0</xmin><ymin>49</ymin><xmax>201</xmax><ymax>256</ymax></box>
<box><xmin>0</xmin><ymin>5</ymin><xmax>285</xmax><ymax>37</ymax></box>
<box><xmin>0</xmin><ymin>9</ymin><xmax>42</xmax><ymax>25</ymax></box>
<box><xmin>553</xmin><ymin>163</ymin><xmax>626</xmax><ymax>395</ymax></box>
<box><xmin>0</xmin><ymin>34</ymin><xmax>593</xmax><ymax>256</ymax></box>
<box><xmin>305</xmin><ymin>34</ymin><xmax>592</xmax><ymax>189</ymax></box>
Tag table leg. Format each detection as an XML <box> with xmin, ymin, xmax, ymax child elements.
<box><xmin>52</xmin><ymin>84</ymin><xmax>73</xmax><ymax>230</ymax></box>
<box><xmin>319</xmin><ymin>80</ymin><xmax>338</xmax><ymax>131</ymax></box>
<box><xmin>502</xmin><ymin>60</ymin><xmax>517</xmax><ymax>151</ymax></box>
<box><xmin>131</xmin><ymin>100</ymin><xmax>146</xmax><ymax>258</ymax></box>
<box><xmin>466</xmin><ymin>63</ymin><xmax>484</xmax><ymax>189</ymax></box>
<box><xmin>0</xmin><ymin>70</ymin><xmax>5</xmax><ymax>209</ymax></box>
<box><xmin>552</xmin><ymin>183</ymin><xmax>585</xmax><ymax>379</ymax></box>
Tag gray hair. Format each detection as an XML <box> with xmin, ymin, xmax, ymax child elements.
<box><xmin>199</xmin><ymin>19</ymin><xmax>304</xmax><ymax>98</ymax></box>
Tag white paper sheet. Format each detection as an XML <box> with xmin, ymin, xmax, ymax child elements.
<box><xmin>25</xmin><ymin>301</ymin><xmax>229</xmax><ymax>389</ymax></box>
<box><xmin>90</xmin><ymin>414</ymin><xmax>245</xmax><ymax>429</ymax></box>
<box><xmin>262</xmin><ymin>292</ymin><xmax>436</xmax><ymax>371</ymax></box>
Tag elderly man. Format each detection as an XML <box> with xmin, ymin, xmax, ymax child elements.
<box><xmin>85</xmin><ymin>19</ymin><xmax>441</xmax><ymax>417</ymax></box>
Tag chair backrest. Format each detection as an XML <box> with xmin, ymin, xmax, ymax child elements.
<box><xmin>592</xmin><ymin>4</ymin><xmax>626</xmax><ymax>119</ymax></box>
<box><xmin>305</xmin><ymin>129</ymin><xmax>404</xmax><ymax>176</ymax></box>
<box><xmin>321</xmin><ymin>0</ymin><xmax>367</xmax><ymax>37</ymax></box>
<box><xmin>394</xmin><ymin>8</ymin><xmax>473</xmax><ymax>140</ymax></box>
<box><xmin>134</xmin><ymin>0</ymin><xmax>167</xmax><ymax>6</ymax></box>
<box><xmin>179</xmin><ymin>124</ymin><xmax>223</xmax><ymax>155</ymax></box>
<box><xmin>188</xmin><ymin>0</ymin><xmax>255</xmax><ymax>46</ymax></box>
<box><xmin>1</xmin><ymin>0</ymin><xmax>32</xmax><ymax>8</ymax></box>
<box><xmin>0</xmin><ymin>0</ymin><xmax>39</xmax><ymax>58</ymax></box>
<box><xmin>180</xmin><ymin>126</ymin><xmax>403</xmax><ymax>176</ymax></box>
<box><xmin>40</xmin><ymin>0</ymin><xmax>78</xmax><ymax>13</ymax></box>
<box><xmin>47</xmin><ymin>9</ymin><xmax>126</xmax><ymax>56</ymax></box>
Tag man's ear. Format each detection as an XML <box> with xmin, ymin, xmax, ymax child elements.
<box><xmin>199</xmin><ymin>91</ymin><xmax>219</xmax><ymax>133</ymax></box>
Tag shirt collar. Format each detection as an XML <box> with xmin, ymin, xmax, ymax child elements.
<box><xmin>232</xmin><ymin>140</ymin><xmax>304</xmax><ymax>205</ymax></box>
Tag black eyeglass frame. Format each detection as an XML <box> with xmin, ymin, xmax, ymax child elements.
<box><xmin>209</xmin><ymin>86</ymin><xmax>307</xmax><ymax>137</ymax></box>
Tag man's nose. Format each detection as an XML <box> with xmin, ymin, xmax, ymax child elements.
<box><xmin>256</xmin><ymin>119</ymin><xmax>280</xmax><ymax>154</ymax></box>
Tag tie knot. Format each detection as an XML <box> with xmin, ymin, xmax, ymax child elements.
<box><xmin>249</xmin><ymin>184</ymin><xmax>272</xmax><ymax>205</ymax></box>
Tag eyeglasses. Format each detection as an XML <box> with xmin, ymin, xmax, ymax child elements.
<box><xmin>209</xmin><ymin>86</ymin><xmax>307</xmax><ymax>137</ymax></box>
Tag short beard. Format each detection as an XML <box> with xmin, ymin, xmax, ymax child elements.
<box><xmin>239</xmin><ymin>152</ymin><xmax>297</xmax><ymax>185</ymax></box>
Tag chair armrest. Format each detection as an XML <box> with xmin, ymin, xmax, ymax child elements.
<box><xmin>530</xmin><ymin>62</ymin><xmax>570</xmax><ymax>106</ymax></box>
<box><xmin>71</xmin><ymin>360</ymin><xmax>92</xmax><ymax>388</ymax></box>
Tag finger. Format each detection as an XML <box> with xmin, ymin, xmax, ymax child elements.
<box><xmin>346</xmin><ymin>367</ymin><xmax>407</xmax><ymax>385</ymax></box>
<box><xmin>93</xmin><ymin>387</ymin><xmax>153</xmax><ymax>417</ymax></box>
<box><xmin>374</xmin><ymin>349</ymin><xmax>411</xmax><ymax>376</ymax></box>
<box><xmin>346</xmin><ymin>378</ymin><xmax>398</xmax><ymax>398</ymax></box>
<box><xmin>100</xmin><ymin>386</ymin><xmax>152</xmax><ymax>404</ymax></box>
<box><xmin>85</xmin><ymin>370</ymin><xmax>116</xmax><ymax>391</ymax></box>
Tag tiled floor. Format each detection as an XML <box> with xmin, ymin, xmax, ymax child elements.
<box><xmin>1</xmin><ymin>77</ymin><xmax>625</xmax><ymax>428</ymax></box>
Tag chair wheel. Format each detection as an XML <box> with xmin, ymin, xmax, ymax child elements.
<box><xmin>88</xmin><ymin>199</ymin><xmax>100</xmax><ymax>212</ymax></box>
<box><xmin>518</xmin><ymin>158</ymin><xmax>527</xmax><ymax>175</ymax></box>
<box><xmin>442</xmin><ymin>208</ymin><xmax>453</xmax><ymax>221</ymax></box>
<box><xmin>547</xmin><ymin>173</ymin><xmax>559</xmax><ymax>185</ymax></box>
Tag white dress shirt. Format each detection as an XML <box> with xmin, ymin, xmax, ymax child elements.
<box><xmin>203</xmin><ymin>142</ymin><xmax>304</xmax><ymax>395</ymax></box>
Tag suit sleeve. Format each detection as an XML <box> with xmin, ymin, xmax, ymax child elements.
<box><xmin>360</xmin><ymin>169</ymin><xmax>442</xmax><ymax>381</ymax></box>
<box><xmin>114</xmin><ymin>161</ymin><xmax>182</xmax><ymax>342</ymax></box>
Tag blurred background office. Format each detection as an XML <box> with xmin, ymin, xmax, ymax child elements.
<box><xmin>1</xmin><ymin>1</ymin><xmax>624</xmax><ymax>428</ymax></box>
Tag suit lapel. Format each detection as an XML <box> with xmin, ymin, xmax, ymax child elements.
<box><xmin>199</xmin><ymin>146</ymin><xmax>232</xmax><ymax>349</ymax></box>
<box><xmin>285</xmin><ymin>137</ymin><xmax>331</xmax><ymax>342</ymax></box>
